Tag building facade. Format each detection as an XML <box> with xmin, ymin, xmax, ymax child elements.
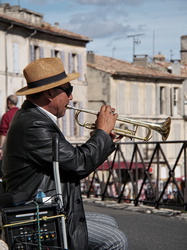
<box><xmin>0</xmin><ymin>3</ymin><xmax>91</xmax><ymax>142</ymax></box>
<box><xmin>87</xmin><ymin>52</ymin><xmax>187</xmax><ymax>181</ymax></box>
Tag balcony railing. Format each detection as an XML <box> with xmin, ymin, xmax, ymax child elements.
<box><xmin>77</xmin><ymin>140</ymin><xmax>187</xmax><ymax>211</ymax></box>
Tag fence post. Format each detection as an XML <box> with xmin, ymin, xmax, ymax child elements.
<box><xmin>183</xmin><ymin>142</ymin><xmax>187</xmax><ymax>210</ymax></box>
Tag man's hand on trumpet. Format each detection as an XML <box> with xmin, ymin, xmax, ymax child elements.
<box><xmin>95</xmin><ymin>105</ymin><xmax>123</xmax><ymax>143</ymax></box>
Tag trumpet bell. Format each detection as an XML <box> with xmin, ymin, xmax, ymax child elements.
<box><xmin>148</xmin><ymin>117</ymin><xmax>171</xmax><ymax>142</ymax></box>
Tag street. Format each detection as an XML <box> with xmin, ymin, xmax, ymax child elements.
<box><xmin>84</xmin><ymin>202</ymin><xmax>187</xmax><ymax>250</ymax></box>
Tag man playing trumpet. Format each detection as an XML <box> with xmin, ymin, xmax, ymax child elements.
<box><xmin>2</xmin><ymin>57</ymin><xmax>128</xmax><ymax>249</ymax></box>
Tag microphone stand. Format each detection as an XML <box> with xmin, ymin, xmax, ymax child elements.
<box><xmin>52</xmin><ymin>133</ymin><xmax>68</xmax><ymax>250</ymax></box>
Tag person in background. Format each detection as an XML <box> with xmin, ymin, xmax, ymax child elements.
<box><xmin>2</xmin><ymin>57</ymin><xmax>128</xmax><ymax>249</ymax></box>
<box><xmin>0</xmin><ymin>95</ymin><xmax>19</xmax><ymax>177</ymax></box>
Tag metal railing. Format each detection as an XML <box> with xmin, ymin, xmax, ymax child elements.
<box><xmin>79</xmin><ymin>140</ymin><xmax>187</xmax><ymax>211</ymax></box>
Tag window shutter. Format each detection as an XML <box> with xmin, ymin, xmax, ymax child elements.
<box><xmin>78</xmin><ymin>54</ymin><xmax>83</xmax><ymax>81</ymax></box>
<box><xmin>30</xmin><ymin>45</ymin><xmax>34</xmax><ymax>62</ymax></box>
<box><xmin>166</xmin><ymin>87</ymin><xmax>170</xmax><ymax>115</ymax></box>
<box><xmin>179</xmin><ymin>87</ymin><xmax>184</xmax><ymax>116</ymax></box>
<box><xmin>170</xmin><ymin>88</ymin><xmax>174</xmax><ymax>116</ymax></box>
<box><xmin>13</xmin><ymin>43</ymin><xmax>19</xmax><ymax>73</ymax></box>
<box><xmin>51</xmin><ymin>50</ymin><xmax>55</xmax><ymax>57</ymax></box>
<box><xmin>39</xmin><ymin>47</ymin><xmax>44</xmax><ymax>58</ymax></box>
<box><xmin>60</xmin><ymin>51</ymin><xmax>65</xmax><ymax>64</ymax></box>
<box><xmin>146</xmin><ymin>85</ymin><xmax>152</xmax><ymax>115</ymax></box>
<box><xmin>131</xmin><ymin>84</ymin><xmax>138</xmax><ymax>115</ymax></box>
<box><xmin>156</xmin><ymin>86</ymin><xmax>160</xmax><ymax>115</ymax></box>
<box><xmin>68</xmin><ymin>53</ymin><xmax>73</xmax><ymax>73</ymax></box>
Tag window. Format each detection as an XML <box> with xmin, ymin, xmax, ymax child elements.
<box><xmin>173</xmin><ymin>87</ymin><xmax>179</xmax><ymax>115</ymax></box>
<box><xmin>68</xmin><ymin>53</ymin><xmax>78</xmax><ymax>73</ymax></box>
<box><xmin>30</xmin><ymin>45</ymin><xmax>44</xmax><ymax>61</ymax></box>
<box><xmin>72</xmin><ymin>53</ymin><xmax>78</xmax><ymax>73</ymax></box>
<box><xmin>51</xmin><ymin>50</ymin><xmax>66</xmax><ymax>69</ymax></box>
<box><xmin>68</xmin><ymin>53</ymin><xmax>83</xmax><ymax>80</ymax></box>
<box><xmin>51</xmin><ymin>49</ymin><xmax>60</xmax><ymax>58</ymax></box>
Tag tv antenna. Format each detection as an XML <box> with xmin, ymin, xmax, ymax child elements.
<box><xmin>112</xmin><ymin>46</ymin><xmax>116</xmax><ymax>58</ymax></box>
<box><xmin>128</xmin><ymin>33</ymin><xmax>145</xmax><ymax>60</ymax></box>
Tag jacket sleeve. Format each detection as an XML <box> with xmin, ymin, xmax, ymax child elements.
<box><xmin>25</xmin><ymin>118</ymin><xmax>115</xmax><ymax>177</ymax></box>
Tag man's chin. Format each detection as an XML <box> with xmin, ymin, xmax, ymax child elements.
<box><xmin>62</xmin><ymin>110</ymin><xmax>66</xmax><ymax>117</ymax></box>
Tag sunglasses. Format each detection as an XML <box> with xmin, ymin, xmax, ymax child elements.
<box><xmin>56</xmin><ymin>85</ymin><xmax>73</xmax><ymax>97</ymax></box>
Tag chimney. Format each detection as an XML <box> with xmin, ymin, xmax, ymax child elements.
<box><xmin>87</xmin><ymin>51</ymin><xmax>95</xmax><ymax>64</ymax></box>
<box><xmin>170</xmin><ymin>61</ymin><xmax>181</xmax><ymax>75</ymax></box>
<box><xmin>54</xmin><ymin>22</ymin><xmax>59</xmax><ymax>28</ymax></box>
<box><xmin>133</xmin><ymin>55</ymin><xmax>148</xmax><ymax>67</ymax></box>
<box><xmin>181</xmin><ymin>35</ymin><xmax>187</xmax><ymax>65</ymax></box>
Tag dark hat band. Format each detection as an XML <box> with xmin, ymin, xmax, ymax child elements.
<box><xmin>27</xmin><ymin>71</ymin><xmax>67</xmax><ymax>89</ymax></box>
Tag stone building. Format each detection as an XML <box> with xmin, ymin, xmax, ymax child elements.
<box><xmin>87</xmin><ymin>52</ymin><xmax>187</xmax><ymax>180</ymax></box>
<box><xmin>0</xmin><ymin>3</ymin><xmax>90</xmax><ymax>142</ymax></box>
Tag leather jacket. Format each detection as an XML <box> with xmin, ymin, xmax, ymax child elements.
<box><xmin>2</xmin><ymin>100</ymin><xmax>115</xmax><ymax>249</ymax></box>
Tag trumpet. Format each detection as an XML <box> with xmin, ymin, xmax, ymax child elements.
<box><xmin>67</xmin><ymin>105</ymin><xmax>171</xmax><ymax>142</ymax></box>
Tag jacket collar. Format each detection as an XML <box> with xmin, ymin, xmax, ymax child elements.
<box><xmin>21</xmin><ymin>99</ymin><xmax>37</xmax><ymax>109</ymax></box>
<box><xmin>21</xmin><ymin>99</ymin><xmax>61</xmax><ymax>133</ymax></box>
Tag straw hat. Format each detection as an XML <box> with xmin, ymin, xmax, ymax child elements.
<box><xmin>16</xmin><ymin>57</ymin><xmax>80</xmax><ymax>96</ymax></box>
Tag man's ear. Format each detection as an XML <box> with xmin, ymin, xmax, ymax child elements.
<box><xmin>44</xmin><ymin>89</ymin><xmax>53</xmax><ymax>100</ymax></box>
<box><xmin>7</xmin><ymin>100</ymin><xmax>11</xmax><ymax>108</ymax></box>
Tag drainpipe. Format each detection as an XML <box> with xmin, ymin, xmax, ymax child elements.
<box><xmin>29</xmin><ymin>28</ymin><xmax>37</xmax><ymax>40</ymax></box>
<box><xmin>5</xmin><ymin>23</ymin><xmax>14</xmax><ymax>98</ymax></box>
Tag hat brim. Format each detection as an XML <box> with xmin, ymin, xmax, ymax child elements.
<box><xmin>16</xmin><ymin>72</ymin><xmax>80</xmax><ymax>96</ymax></box>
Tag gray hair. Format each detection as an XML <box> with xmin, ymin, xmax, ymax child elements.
<box><xmin>7</xmin><ymin>95</ymin><xmax>18</xmax><ymax>106</ymax></box>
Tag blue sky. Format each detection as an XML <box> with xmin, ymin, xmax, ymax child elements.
<box><xmin>4</xmin><ymin>0</ymin><xmax>187</xmax><ymax>62</ymax></box>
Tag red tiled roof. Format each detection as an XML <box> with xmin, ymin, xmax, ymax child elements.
<box><xmin>0</xmin><ymin>12</ymin><xmax>90</xmax><ymax>42</ymax></box>
<box><xmin>88</xmin><ymin>54</ymin><xmax>186</xmax><ymax>80</ymax></box>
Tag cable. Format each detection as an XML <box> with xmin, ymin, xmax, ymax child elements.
<box><xmin>32</xmin><ymin>201</ymin><xmax>42</xmax><ymax>250</ymax></box>
<box><xmin>14</xmin><ymin>241</ymin><xmax>64</xmax><ymax>249</ymax></box>
<box><xmin>0</xmin><ymin>214</ymin><xmax>66</xmax><ymax>229</ymax></box>
<box><xmin>31</xmin><ymin>188</ymin><xmax>56</xmax><ymax>200</ymax></box>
